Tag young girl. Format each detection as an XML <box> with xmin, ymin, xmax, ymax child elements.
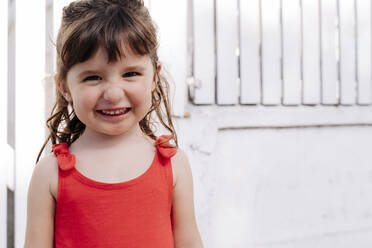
<box><xmin>24</xmin><ymin>0</ymin><xmax>203</xmax><ymax>247</ymax></box>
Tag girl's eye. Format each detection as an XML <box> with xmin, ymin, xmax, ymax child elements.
<box><xmin>83</xmin><ymin>75</ymin><xmax>102</xmax><ymax>81</ymax></box>
<box><xmin>123</xmin><ymin>72</ymin><xmax>140</xmax><ymax>77</ymax></box>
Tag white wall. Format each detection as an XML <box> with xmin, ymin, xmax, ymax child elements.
<box><xmin>176</xmin><ymin>107</ymin><xmax>372</xmax><ymax>247</ymax></box>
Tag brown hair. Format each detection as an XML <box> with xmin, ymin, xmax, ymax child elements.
<box><xmin>37</xmin><ymin>0</ymin><xmax>178</xmax><ymax>163</ymax></box>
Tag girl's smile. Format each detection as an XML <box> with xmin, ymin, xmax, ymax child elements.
<box><xmin>96</xmin><ymin>107</ymin><xmax>132</xmax><ymax>121</ymax></box>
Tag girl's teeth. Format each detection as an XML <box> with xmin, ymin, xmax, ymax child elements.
<box><xmin>102</xmin><ymin>109</ymin><xmax>126</xmax><ymax>115</ymax></box>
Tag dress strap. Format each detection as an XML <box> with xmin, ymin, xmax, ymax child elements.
<box><xmin>155</xmin><ymin>135</ymin><xmax>177</xmax><ymax>164</ymax></box>
<box><xmin>52</xmin><ymin>143</ymin><xmax>76</xmax><ymax>171</ymax></box>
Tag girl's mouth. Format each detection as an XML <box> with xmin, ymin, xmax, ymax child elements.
<box><xmin>96</xmin><ymin>108</ymin><xmax>131</xmax><ymax>117</ymax></box>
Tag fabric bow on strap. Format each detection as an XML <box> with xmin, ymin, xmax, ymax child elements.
<box><xmin>52</xmin><ymin>143</ymin><xmax>76</xmax><ymax>171</ymax></box>
<box><xmin>155</xmin><ymin>135</ymin><xmax>177</xmax><ymax>160</ymax></box>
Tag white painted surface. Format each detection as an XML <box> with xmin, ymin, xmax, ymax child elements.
<box><xmin>150</xmin><ymin>0</ymin><xmax>188</xmax><ymax>116</ymax></box>
<box><xmin>53</xmin><ymin>0</ymin><xmax>75</xmax><ymax>74</ymax></box>
<box><xmin>0</xmin><ymin>0</ymin><xmax>8</xmax><ymax>246</ymax></box>
<box><xmin>356</xmin><ymin>0</ymin><xmax>372</xmax><ymax>104</ymax></box>
<box><xmin>261</xmin><ymin>0</ymin><xmax>281</xmax><ymax>105</ymax></box>
<box><xmin>14</xmin><ymin>0</ymin><xmax>46</xmax><ymax>247</ymax></box>
<box><xmin>198</xmin><ymin>105</ymin><xmax>372</xmax><ymax>128</ymax></box>
<box><xmin>44</xmin><ymin>1</ymin><xmax>56</xmax><ymax>152</ymax></box>
<box><xmin>215</xmin><ymin>0</ymin><xmax>239</xmax><ymax>105</ymax></box>
<box><xmin>176</xmin><ymin>114</ymin><xmax>372</xmax><ymax>247</ymax></box>
<box><xmin>282</xmin><ymin>0</ymin><xmax>301</xmax><ymax>105</ymax></box>
<box><xmin>240</xmin><ymin>0</ymin><xmax>260</xmax><ymax>104</ymax></box>
<box><xmin>192</xmin><ymin>0</ymin><xmax>215</xmax><ymax>104</ymax></box>
<box><xmin>320</xmin><ymin>0</ymin><xmax>339</xmax><ymax>105</ymax></box>
<box><xmin>302</xmin><ymin>0</ymin><xmax>321</xmax><ymax>105</ymax></box>
<box><xmin>339</xmin><ymin>0</ymin><xmax>357</xmax><ymax>105</ymax></box>
<box><xmin>144</xmin><ymin>0</ymin><xmax>151</xmax><ymax>8</ymax></box>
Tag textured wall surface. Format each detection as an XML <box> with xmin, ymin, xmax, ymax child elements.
<box><xmin>176</xmin><ymin>114</ymin><xmax>372</xmax><ymax>247</ymax></box>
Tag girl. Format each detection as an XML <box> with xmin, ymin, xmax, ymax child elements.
<box><xmin>24</xmin><ymin>0</ymin><xmax>203</xmax><ymax>247</ymax></box>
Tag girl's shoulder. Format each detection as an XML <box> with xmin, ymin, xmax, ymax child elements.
<box><xmin>33</xmin><ymin>152</ymin><xmax>59</xmax><ymax>200</ymax></box>
<box><xmin>170</xmin><ymin>148</ymin><xmax>191</xmax><ymax>188</ymax></box>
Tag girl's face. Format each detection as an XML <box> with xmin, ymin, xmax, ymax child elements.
<box><xmin>61</xmin><ymin>45</ymin><xmax>156</xmax><ymax>137</ymax></box>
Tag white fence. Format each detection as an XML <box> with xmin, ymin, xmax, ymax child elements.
<box><xmin>1</xmin><ymin>0</ymin><xmax>372</xmax><ymax>247</ymax></box>
<box><xmin>191</xmin><ymin>0</ymin><xmax>372</xmax><ymax>106</ymax></box>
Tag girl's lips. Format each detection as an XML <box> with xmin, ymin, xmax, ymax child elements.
<box><xmin>96</xmin><ymin>108</ymin><xmax>131</xmax><ymax>120</ymax></box>
<box><xmin>98</xmin><ymin>107</ymin><xmax>131</xmax><ymax>111</ymax></box>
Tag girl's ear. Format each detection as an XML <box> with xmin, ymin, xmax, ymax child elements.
<box><xmin>56</xmin><ymin>80</ymin><xmax>72</xmax><ymax>102</ymax></box>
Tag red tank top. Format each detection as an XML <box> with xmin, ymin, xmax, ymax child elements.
<box><xmin>52</xmin><ymin>135</ymin><xmax>177</xmax><ymax>248</ymax></box>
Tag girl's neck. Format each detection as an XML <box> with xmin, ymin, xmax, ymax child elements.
<box><xmin>70</xmin><ymin>124</ymin><xmax>149</xmax><ymax>151</ymax></box>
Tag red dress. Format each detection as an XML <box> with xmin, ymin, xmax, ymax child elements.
<box><xmin>52</xmin><ymin>135</ymin><xmax>177</xmax><ymax>248</ymax></box>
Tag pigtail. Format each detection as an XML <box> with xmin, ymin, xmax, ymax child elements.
<box><xmin>36</xmin><ymin>87</ymin><xmax>86</xmax><ymax>164</ymax></box>
<box><xmin>140</xmin><ymin>68</ymin><xmax>178</xmax><ymax>148</ymax></box>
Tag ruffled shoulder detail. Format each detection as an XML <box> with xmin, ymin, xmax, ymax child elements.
<box><xmin>155</xmin><ymin>135</ymin><xmax>177</xmax><ymax>161</ymax></box>
<box><xmin>52</xmin><ymin>143</ymin><xmax>76</xmax><ymax>171</ymax></box>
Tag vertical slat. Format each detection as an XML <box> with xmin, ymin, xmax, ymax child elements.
<box><xmin>240</xmin><ymin>0</ymin><xmax>261</xmax><ymax>104</ymax></box>
<box><xmin>261</xmin><ymin>0</ymin><xmax>281</xmax><ymax>105</ymax></box>
<box><xmin>216</xmin><ymin>0</ymin><xmax>239</xmax><ymax>105</ymax></box>
<box><xmin>8</xmin><ymin>0</ymin><xmax>16</xmax><ymax>189</ymax></box>
<box><xmin>8</xmin><ymin>1</ymin><xmax>16</xmax><ymax>247</ymax></box>
<box><xmin>15</xmin><ymin>0</ymin><xmax>45</xmax><ymax>247</ymax></box>
<box><xmin>53</xmin><ymin>1</ymin><xmax>74</xmax><ymax>73</ymax></box>
<box><xmin>144</xmin><ymin>0</ymin><xmax>151</xmax><ymax>8</ymax></box>
<box><xmin>43</xmin><ymin>0</ymin><xmax>55</xmax><ymax>156</ymax></box>
<box><xmin>302</xmin><ymin>0</ymin><xmax>321</xmax><ymax>104</ymax></box>
<box><xmin>45</xmin><ymin>0</ymin><xmax>53</xmax><ymax>76</ymax></box>
<box><xmin>192</xmin><ymin>0</ymin><xmax>215</xmax><ymax>104</ymax></box>
<box><xmin>282</xmin><ymin>0</ymin><xmax>302</xmax><ymax>105</ymax></box>
<box><xmin>356</xmin><ymin>0</ymin><xmax>372</xmax><ymax>104</ymax></box>
<box><xmin>0</xmin><ymin>0</ymin><xmax>8</xmax><ymax>246</ymax></box>
<box><xmin>339</xmin><ymin>0</ymin><xmax>357</xmax><ymax>105</ymax></box>
<box><xmin>320</xmin><ymin>0</ymin><xmax>339</xmax><ymax>105</ymax></box>
<box><xmin>150</xmin><ymin>0</ymin><xmax>187</xmax><ymax>116</ymax></box>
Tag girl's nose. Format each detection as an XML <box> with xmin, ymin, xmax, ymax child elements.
<box><xmin>103</xmin><ymin>85</ymin><xmax>124</xmax><ymax>103</ymax></box>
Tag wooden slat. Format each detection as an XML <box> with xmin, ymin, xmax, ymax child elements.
<box><xmin>53</xmin><ymin>1</ymin><xmax>75</xmax><ymax>73</ymax></box>
<box><xmin>144</xmin><ymin>0</ymin><xmax>151</xmax><ymax>8</ymax></box>
<box><xmin>320</xmin><ymin>0</ymin><xmax>339</xmax><ymax>105</ymax></box>
<box><xmin>302</xmin><ymin>0</ymin><xmax>321</xmax><ymax>105</ymax></box>
<box><xmin>261</xmin><ymin>0</ymin><xmax>281</xmax><ymax>105</ymax></box>
<box><xmin>282</xmin><ymin>0</ymin><xmax>302</xmax><ymax>105</ymax></box>
<box><xmin>43</xmin><ymin>0</ymin><xmax>55</xmax><ymax>156</ymax></box>
<box><xmin>0</xmin><ymin>0</ymin><xmax>8</xmax><ymax>246</ymax></box>
<box><xmin>240</xmin><ymin>0</ymin><xmax>261</xmax><ymax>104</ymax></box>
<box><xmin>214</xmin><ymin>105</ymin><xmax>372</xmax><ymax>128</ymax></box>
<box><xmin>15</xmin><ymin>1</ymin><xmax>46</xmax><ymax>247</ymax></box>
<box><xmin>216</xmin><ymin>0</ymin><xmax>239</xmax><ymax>105</ymax></box>
<box><xmin>339</xmin><ymin>0</ymin><xmax>357</xmax><ymax>105</ymax></box>
<box><xmin>150</xmin><ymin>0</ymin><xmax>188</xmax><ymax>116</ymax></box>
<box><xmin>356</xmin><ymin>0</ymin><xmax>372</xmax><ymax>104</ymax></box>
<box><xmin>193</xmin><ymin>0</ymin><xmax>215</xmax><ymax>104</ymax></box>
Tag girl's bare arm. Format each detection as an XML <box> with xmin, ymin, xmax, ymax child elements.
<box><xmin>24</xmin><ymin>154</ymin><xmax>56</xmax><ymax>248</ymax></box>
<box><xmin>171</xmin><ymin>149</ymin><xmax>204</xmax><ymax>248</ymax></box>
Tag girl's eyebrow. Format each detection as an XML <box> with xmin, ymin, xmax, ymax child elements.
<box><xmin>78</xmin><ymin>70</ymin><xmax>100</xmax><ymax>78</ymax></box>
<box><xmin>124</xmin><ymin>65</ymin><xmax>146</xmax><ymax>71</ymax></box>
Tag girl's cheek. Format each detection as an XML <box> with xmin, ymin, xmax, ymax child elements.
<box><xmin>76</xmin><ymin>91</ymin><xmax>96</xmax><ymax>108</ymax></box>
